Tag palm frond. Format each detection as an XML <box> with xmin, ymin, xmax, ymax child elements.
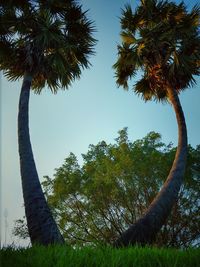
<box><xmin>121</xmin><ymin>31</ymin><xmax>137</xmax><ymax>45</ymax></box>
<box><xmin>134</xmin><ymin>77</ymin><xmax>153</xmax><ymax>101</ymax></box>
<box><xmin>121</xmin><ymin>4</ymin><xmax>134</xmax><ymax>32</ymax></box>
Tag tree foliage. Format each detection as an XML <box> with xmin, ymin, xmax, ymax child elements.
<box><xmin>13</xmin><ymin>129</ymin><xmax>200</xmax><ymax>248</ymax></box>
<box><xmin>0</xmin><ymin>0</ymin><xmax>96</xmax><ymax>92</ymax></box>
<box><xmin>113</xmin><ymin>0</ymin><xmax>200</xmax><ymax>101</ymax></box>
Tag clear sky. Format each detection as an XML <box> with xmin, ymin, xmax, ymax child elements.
<box><xmin>1</xmin><ymin>0</ymin><xmax>200</xmax><ymax>246</ymax></box>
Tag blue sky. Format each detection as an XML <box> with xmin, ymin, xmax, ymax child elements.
<box><xmin>1</xmin><ymin>0</ymin><xmax>200</xmax><ymax>246</ymax></box>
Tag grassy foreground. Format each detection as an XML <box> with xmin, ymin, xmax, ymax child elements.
<box><xmin>1</xmin><ymin>245</ymin><xmax>200</xmax><ymax>267</ymax></box>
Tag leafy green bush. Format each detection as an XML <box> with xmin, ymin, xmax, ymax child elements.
<box><xmin>13</xmin><ymin>129</ymin><xmax>200</xmax><ymax>248</ymax></box>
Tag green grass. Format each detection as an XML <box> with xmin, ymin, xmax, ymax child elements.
<box><xmin>1</xmin><ymin>245</ymin><xmax>200</xmax><ymax>267</ymax></box>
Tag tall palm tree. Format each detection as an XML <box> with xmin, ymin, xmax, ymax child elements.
<box><xmin>0</xmin><ymin>0</ymin><xmax>96</xmax><ymax>245</ymax></box>
<box><xmin>113</xmin><ymin>0</ymin><xmax>200</xmax><ymax>246</ymax></box>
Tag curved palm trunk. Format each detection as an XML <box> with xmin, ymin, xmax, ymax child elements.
<box><xmin>18</xmin><ymin>73</ymin><xmax>64</xmax><ymax>245</ymax></box>
<box><xmin>114</xmin><ymin>86</ymin><xmax>187</xmax><ymax>247</ymax></box>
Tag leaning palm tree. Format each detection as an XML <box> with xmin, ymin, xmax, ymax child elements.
<box><xmin>113</xmin><ymin>0</ymin><xmax>200</xmax><ymax>246</ymax></box>
<box><xmin>0</xmin><ymin>0</ymin><xmax>96</xmax><ymax>245</ymax></box>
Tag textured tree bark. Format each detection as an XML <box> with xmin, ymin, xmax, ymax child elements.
<box><xmin>114</xmin><ymin>86</ymin><xmax>187</xmax><ymax>247</ymax></box>
<box><xmin>18</xmin><ymin>73</ymin><xmax>64</xmax><ymax>245</ymax></box>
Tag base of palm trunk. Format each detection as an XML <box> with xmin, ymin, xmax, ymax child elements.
<box><xmin>114</xmin><ymin>216</ymin><xmax>159</xmax><ymax>247</ymax></box>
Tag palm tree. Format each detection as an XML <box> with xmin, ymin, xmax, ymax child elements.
<box><xmin>113</xmin><ymin>0</ymin><xmax>200</xmax><ymax>246</ymax></box>
<box><xmin>0</xmin><ymin>0</ymin><xmax>96</xmax><ymax>245</ymax></box>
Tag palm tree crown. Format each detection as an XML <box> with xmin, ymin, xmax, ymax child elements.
<box><xmin>114</xmin><ymin>0</ymin><xmax>200</xmax><ymax>101</ymax></box>
<box><xmin>0</xmin><ymin>0</ymin><xmax>96</xmax><ymax>92</ymax></box>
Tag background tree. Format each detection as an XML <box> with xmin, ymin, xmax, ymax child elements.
<box><xmin>13</xmin><ymin>129</ymin><xmax>200</xmax><ymax>248</ymax></box>
<box><xmin>0</xmin><ymin>0</ymin><xmax>96</xmax><ymax>245</ymax></box>
<box><xmin>113</xmin><ymin>0</ymin><xmax>200</xmax><ymax>246</ymax></box>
